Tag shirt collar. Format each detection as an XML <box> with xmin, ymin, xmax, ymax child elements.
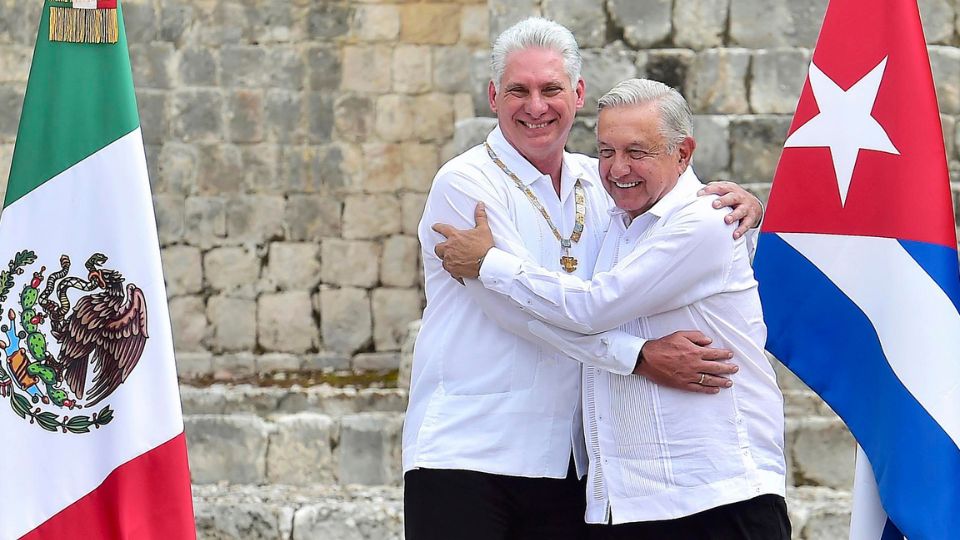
<box><xmin>486</xmin><ymin>125</ymin><xmax>589</xmax><ymax>190</ymax></box>
<box><xmin>607</xmin><ymin>166</ymin><xmax>703</xmax><ymax>223</ymax></box>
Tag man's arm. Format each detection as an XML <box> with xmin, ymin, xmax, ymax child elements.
<box><xmin>698</xmin><ymin>180</ymin><xmax>764</xmax><ymax>240</ymax></box>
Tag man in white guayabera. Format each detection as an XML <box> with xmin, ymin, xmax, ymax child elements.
<box><xmin>403</xmin><ymin>17</ymin><xmax>765</xmax><ymax>540</ymax></box>
<box><xmin>435</xmin><ymin>78</ymin><xmax>789</xmax><ymax>539</ymax></box>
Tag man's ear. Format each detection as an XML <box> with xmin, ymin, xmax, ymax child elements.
<box><xmin>488</xmin><ymin>80</ymin><xmax>498</xmax><ymax>114</ymax></box>
<box><xmin>677</xmin><ymin>137</ymin><xmax>696</xmax><ymax>171</ymax></box>
<box><xmin>575</xmin><ymin>78</ymin><xmax>586</xmax><ymax>110</ymax></box>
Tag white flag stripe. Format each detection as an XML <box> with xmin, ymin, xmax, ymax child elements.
<box><xmin>0</xmin><ymin>129</ymin><xmax>182</xmax><ymax>540</ymax></box>
<box><xmin>849</xmin><ymin>446</ymin><xmax>895</xmax><ymax>540</ymax></box>
<box><xmin>780</xmin><ymin>232</ymin><xmax>960</xmax><ymax>450</ymax></box>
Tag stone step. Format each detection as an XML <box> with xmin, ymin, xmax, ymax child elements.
<box><xmin>180</xmin><ymin>383</ymin><xmax>408</xmax><ymax>417</ymax></box>
<box><xmin>191</xmin><ymin>484</ymin><xmax>849</xmax><ymax>540</ymax></box>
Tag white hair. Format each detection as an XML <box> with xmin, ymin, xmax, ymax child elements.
<box><xmin>490</xmin><ymin>17</ymin><xmax>582</xmax><ymax>92</ymax></box>
<box><xmin>598</xmin><ymin>78</ymin><xmax>693</xmax><ymax>151</ymax></box>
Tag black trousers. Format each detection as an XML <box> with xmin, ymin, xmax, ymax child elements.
<box><xmin>404</xmin><ymin>460</ymin><xmax>587</xmax><ymax>540</ymax></box>
<box><xmin>587</xmin><ymin>494</ymin><xmax>791</xmax><ymax>540</ymax></box>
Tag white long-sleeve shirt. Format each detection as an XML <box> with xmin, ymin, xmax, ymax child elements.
<box><xmin>402</xmin><ymin>126</ymin><xmax>649</xmax><ymax>479</ymax></box>
<box><xmin>479</xmin><ymin>171</ymin><xmax>786</xmax><ymax>523</ymax></box>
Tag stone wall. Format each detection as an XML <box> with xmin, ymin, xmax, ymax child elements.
<box><xmin>0</xmin><ymin>1</ymin><xmax>957</xmax><ymax>373</ymax></box>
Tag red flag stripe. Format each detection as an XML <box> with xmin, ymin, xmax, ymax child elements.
<box><xmin>21</xmin><ymin>433</ymin><xmax>196</xmax><ymax>540</ymax></box>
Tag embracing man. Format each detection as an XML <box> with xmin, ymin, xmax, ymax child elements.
<box><xmin>403</xmin><ymin>17</ymin><xmax>764</xmax><ymax>540</ymax></box>
<box><xmin>437</xmin><ymin>78</ymin><xmax>789</xmax><ymax>539</ymax></box>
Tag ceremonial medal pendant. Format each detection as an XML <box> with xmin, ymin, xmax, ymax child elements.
<box><xmin>560</xmin><ymin>239</ymin><xmax>577</xmax><ymax>273</ymax></box>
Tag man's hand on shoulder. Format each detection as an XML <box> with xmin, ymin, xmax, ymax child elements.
<box><xmin>697</xmin><ymin>181</ymin><xmax>763</xmax><ymax>240</ymax></box>
<box><xmin>633</xmin><ymin>331</ymin><xmax>738</xmax><ymax>394</ymax></box>
<box><xmin>433</xmin><ymin>202</ymin><xmax>495</xmax><ymax>280</ymax></box>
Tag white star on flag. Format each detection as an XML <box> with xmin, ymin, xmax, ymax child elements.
<box><xmin>783</xmin><ymin>57</ymin><xmax>900</xmax><ymax>206</ymax></box>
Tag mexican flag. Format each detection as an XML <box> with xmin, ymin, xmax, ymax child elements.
<box><xmin>0</xmin><ymin>1</ymin><xmax>195</xmax><ymax>538</ymax></box>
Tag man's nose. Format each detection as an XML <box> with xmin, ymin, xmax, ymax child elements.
<box><xmin>610</xmin><ymin>155</ymin><xmax>630</xmax><ymax>178</ymax></box>
<box><xmin>525</xmin><ymin>92</ymin><xmax>548</xmax><ymax>116</ymax></box>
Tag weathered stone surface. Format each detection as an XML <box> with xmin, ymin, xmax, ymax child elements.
<box><xmin>193</xmin><ymin>143</ymin><xmax>244</xmax><ymax>194</ymax></box>
<box><xmin>919</xmin><ymin>0</ymin><xmax>956</xmax><ymax>45</ymax></box>
<box><xmin>342</xmin><ymin>45</ymin><xmax>392</xmax><ymax>93</ymax></box>
<box><xmin>207</xmin><ymin>296</ymin><xmax>258</xmax><ymax>353</ymax></box>
<box><xmin>470</xmin><ymin>49</ymin><xmax>495</xmax><ymax>118</ymax></box>
<box><xmin>729</xmin><ymin>0</ymin><xmax>828</xmax><ymax>47</ymax></box>
<box><xmin>398</xmin><ymin>320</ymin><xmax>420</xmax><ymax>390</ymax></box>
<box><xmin>352</xmin><ymin>352</ymin><xmax>401</xmax><ymax>371</ymax></box>
<box><xmin>162</xmin><ymin>245</ymin><xmax>202</xmax><ymax>297</ymax></box>
<box><xmin>195</xmin><ymin>501</ymin><xmax>294</xmax><ymax>540</ymax></box>
<box><xmin>258</xmin><ymin>291</ymin><xmax>319</xmax><ymax>353</ymax></box>
<box><xmin>402</xmin><ymin>193</ymin><xmax>428</xmax><ymax>235</ymax></box>
<box><xmin>301</xmin><ymin>353</ymin><xmax>352</xmax><ymax>372</ymax></box>
<box><xmin>307</xmin><ymin>91</ymin><xmax>335</xmax><ymax>144</ymax></box>
<box><xmin>400</xmin><ymin>4</ymin><xmax>460</xmax><ymax>45</ymax></box>
<box><xmin>307</xmin><ymin>45</ymin><xmax>342</xmax><ymax>91</ymax></box>
<box><xmin>292</xmin><ymin>499</ymin><xmax>403</xmax><ymax>540</ymax></box>
<box><xmin>460</xmin><ymin>5</ymin><xmax>489</xmax><ymax>47</ymax></box>
<box><xmin>226</xmin><ymin>195</ymin><xmax>286</xmax><ymax>245</ymax></box>
<box><xmin>264</xmin><ymin>46</ymin><xmax>305</xmax><ymax>91</ymax></box>
<box><xmin>264</xmin><ymin>90</ymin><xmax>305</xmax><ymax>144</ymax></box>
<box><xmin>176</xmin><ymin>47</ymin><xmax>218</xmax><ymax>87</ymax></box>
<box><xmin>226</xmin><ymin>90</ymin><xmax>264</xmax><ymax>143</ymax></box>
<box><xmin>608</xmin><ymin>0</ymin><xmax>671</xmax><ymax>48</ymax></box>
<box><xmin>566</xmin><ymin>117</ymin><xmax>599</xmax><ymax>157</ymax></box>
<box><xmin>692</xmin><ymin>115</ymin><xmax>731</xmax><ymax>180</ymax></box>
<box><xmin>789</xmin><ymin>417</ymin><xmax>856</xmax><ymax>490</ymax></box>
<box><xmin>0</xmin><ymin>87</ymin><xmax>22</xmax><ymax>140</ymax></box>
<box><xmin>642</xmin><ymin>49</ymin><xmax>695</xmax><ymax>93</ymax></box>
<box><xmin>393</xmin><ymin>45</ymin><xmax>432</xmax><ymax>94</ymax></box>
<box><xmin>169</xmin><ymin>295</ymin><xmax>207</xmax><ymax>352</ymax></box>
<box><xmin>338</xmin><ymin>413</ymin><xmax>404</xmax><ymax>486</ymax></box>
<box><xmin>929</xmin><ymin>46</ymin><xmax>960</xmax><ymax>115</ymax></box>
<box><xmin>137</xmin><ymin>90</ymin><xmax>168</xmax><ymax>145</ymax></box>
<box><xmin>321</xmin><ymin>240</ymin><xmax>381</xmax><ymax>288</ymax></box>
<box><xmin>176</xmin><ymin>351</ymin><xmax>214</xmax><ymax>380</ymax></box>
<box><xmin>372</xmin><ymin>288</ymin><xmax>422</xmax><ymax>351</ymax></box>
<box><xmin>184</xmin><ymin>196</ymin><xmax>227</xmax><ymax>248</ymax></box>
<box><xmin>401</xmin><ymin>142</ymin><xmax>440</xmax><ymax>193</ymax></box>
<box><xmin>342</xmin><ymin>195</ymin><xmax>403</xmax><ymax>240</ymax></box>
<box><xmin>129</xmin><ymin>43</ymin><xmax>174</xmax><ymax>89</ymax></box>
<box><xmin>750</xmin><ymin>48</ymin><xmax>811</xmax><ymax>114</ymax></box>
<box><xmin>204</xmin><ymin>246</ymin><xmax>261</xmax><ymax>298</ymax></box>
<box><xmin>452</xmin><ymin>117</ymin><xmax>498</xmax><ymax>155</ymax></box>
<box><xmin>729</xmin><ymin>115</ymin><xmax>792</xmax><ymax>182</ymax></box>
<box><xmin>263</xmin><ymin>242</ymin><xmax>322</xmax><ymax>291</ymax></box>
<box><xmin>285</xmin><ymin>195</ymin><xmax>343</xmax><ymax>241</ymax></box>
<box><xmin>0</xmin><ymin>46</ymin><xmax>31</xmax><ymax>83</ymax></box>
<box><xmin>171</xmin><ymin>89</ymin><xmax>223</xmax><ymax>142</ymax></box>
<box><xmin>267</xmin><ymin>413</ymin><xmax>335</xmax><ymax>485</ymax></box>
<box><xmin>375</xmin><ymin>94</ymin><xmax>416</xmax><ymax>142</ymax></box>
<box><xmin>350</xmin><ymin>4</ymin><xmax>400</xmax><ymax>42</ymax></box>
<box><xmin>154</xmin><ymin>195</ymin><xmax>186</xmax><ymax>245</ymax></box>
<box><xmin>433</xmin><ymin>45</ymin><xmax>473</xmax><ymax>94</ymax></box>
<box><xmin>211</xmin><ymin>352</ymin><xmax>258</xmax><ymax>381</ymax></box>
<box><xmin>255</xmin><ymin>353</ymin><xmax>301</xmax><ymax>374</ymax></box>
<box><xmin>307</xmin><ymin>3</ymin><xmax>352</xmax><ymax>40</ymax></box>
<box><xmin>380</xmin><ymin>236</ymin><xmax>420</xmax><ymax>288</ymax></box>
<box><xmin>787</xmin><ymin>487</ymin><xmax>852</xmax><ymax>540</ymax></box>
<box><xmin>488</xmin><ymin>0</ymin><xmax>541</xmax><ymax>40</ymax></box>
<box><xmin>413</xmin><ymin>93</ymin><xmax>456</xmax><ymax>142</ymax></box>
<box><xmin>186</xmin><ymin>414</ymin><xmax>270</xmax><ymax>484</ymax></box>
<box><xmin>334</xmin><ymin>94</ymin><xmax>375</xmax><ymax>143</ymax></box>
<box><xmin>673</xmin><ymin>0</ymin><xmax>730</xmax><ymax>49</ymax></box>
<box><xmin>943</xmin><ymin>114</ymin><xmax>956</xmax><ymax>162</ymax></box>
<box><xmin>542</xmin><ymin>0</ymin><xmax>606</xmax><ymax>48</ymax></box>
<box><xmin>321</xmin><ymin>287</ymin><xmax>373</xmax><ymax>353</ymax></box>
<box><xmin>686</xmin><ymin>48</ymin><xmax>751</xmax><ymax>114</ymax></box>
<box><xmin>581</xmin><ymin>45</ymin><xmax>638</xmax><ymax>107</ymax></box>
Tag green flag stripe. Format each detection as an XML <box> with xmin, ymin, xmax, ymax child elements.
<box><xmin>4</xmin><ymin>0</ymin><xmax>139</xmax><ymax>209</ymax></box>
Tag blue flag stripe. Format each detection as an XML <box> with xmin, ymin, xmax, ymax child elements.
<box><xmin>898</xmin><ymin>238</ymin><xmax>960</xmax><ymax>315</ymax></box>
<box><xmin>756</xmin><ymin>233</ymin><xmax>960</xmax><ymax>539</ymax></box>
<box><xmin>881</xmin><ymin>518</ymin><xmax>904</xmax><ymax>540</ymax></box>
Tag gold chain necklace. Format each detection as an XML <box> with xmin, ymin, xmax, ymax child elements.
<box><xmin>485</xmin><ymin>142</ymin><xmax>585</xmax><ymax>273</ymax></box>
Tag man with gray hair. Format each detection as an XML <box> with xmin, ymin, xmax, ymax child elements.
<box><xmin>404</xmin><ymin>17</ymin><xmax>764</xmax><ymax>539</ymax></box>
<box><xmin>437</xmin><ymin>78</ymin><xmax>789</xmax><ymax>538</ymax></box>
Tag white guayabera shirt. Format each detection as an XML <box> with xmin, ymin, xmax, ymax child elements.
<box><xmin>479</xmin><ymin>172</ymin><xmax>787</xmax><ymax>524</ymax></box>
<box><xmin>403</xmin><ymin>126</ymin><xmax>648</xmax><ymax>480</ymax></box>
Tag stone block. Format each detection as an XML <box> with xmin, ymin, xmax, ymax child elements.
<box><xmin>185</xmin><ymin>196</ymin><xmax>227</xmax><ymax>248</ymax></box>
<box><xmin>264</xmin><ymin>46</ymin><xmax>305</xmax><ymax>91</ymax></box>
<box><xmin>581</xmin><ymin>46</ymin><xmax>639</xmax><ymax>108</ymax></box>
<box><xmin>258</xmin><ymin>291</ymin><xmax>319</xmax><ymax>353</ymax></box>
<box><xmin>153</xmin><ymin>195</ymin><xmax>185</xmax><ymax>245</ymax></box>
<box><xmin>943</xmin><ymin>114</ymin><xmax>956</xmax><ymax>162</ymax></box>
<box><xmin>353</xmin><ymin>352</ymin><xmax>401</xmax><ymax>371</ymax></box>
<box><xmin>359</xmin><ymin>143</ymin><xmax>404</xmax><ymax>193</ymax></box>
<box><xmin>413</xmin><ymin>93</ymin><xmax>456</xmax><ymax>141</ymax></box>
<box><xmin>301</xmin><ymin>353</ymin><xmax>351</xmax><ymax>371</ymax></box>
<box><xmin>195</xmin><ymin>144</ymin><xmax>244</xmax><ymax>195</ymax></box>
<box><xmin>452</xmin><ymin>118</ymin><xmax>498</xmax><ymax>156</ymax></box>
<box><xmin>470</xmin><ymin>50</ymin><xmax>495</xmax><ymax>118</ymax></box>
<box><xmin>730</xmin><ymin>115</ymin><xmax>792</xmax><ymax>182</ymax></box>
<box><xmin>608</xmin><ymin>0</ymin><xmax>671</xmax><ymax>48</ymax></box>
<box><xmin>307</xmin><ymin>91</ymin><xmax>335</xmax><ymax>144</ymax></box>
<box><xmin>402</xmin><ymin>143</ymin><xmax>440</xmax><ymax>193</ymax></box>
<box><xmin>488</xmin><ymin>0</ymin><xmax>541</xmax><ymax>40</ymax></box>
<box><xmin>334</xmin><ymin>94</ymin><xmax>375</xmax><ymax>143</ymax></box>
<box><xmin>380</xmin><ymin>236</ymin><xmax>420</xmax><ymax>288</ymax></box>
<box><xmin>566</xmin><ymin>117</ymin><xmax>598</xmax><ymax>157</ymax></box>
<box><xmin>249</xmin><ymin>2</ymin><xmax>300</xmax><ymax>44</ymax></box>
<box><xmin>0</xmin><ymin>1</ymin><xmax>42</xmax><ymax>45</ymax></box>
<box><xmin>129</xmin><ymin>43</ymin><xmax>173</xmax><ymax>89</ymax></box>
<box><xmin>124</xmin><ymin>1</ymin><xmax>158</xmax><ymax>43</ymax></box>
<box><xmin>342</xmin><ymin>45</ymin><xmax>392</xmax><ymax>93</ymax></box>
<box><xmin>350</xmin><ymin>4</ymin><xmax>400</xmax><ymax>42</ymax></box>
<box><xmin>433</xmin><ymin>46</ymin><xmax>473</xmax><ymax>94</ymax></box>
<box><xmin>267</xmin><ymin>413</ymin><xmax>335</xmax><ymax>485</ymax></box>
<box><xmin>691</xmin><ymin>115</ymin><xmax>731</xmax><ymax>181</ymax></box>
<box><xmin>642</xmin><ymin>49</ymin><xmax>695</xmax><ymax>93</ymax></box>
<box><xmin>238</xmin><ymin>144</ymin><xmax>278</xmax><ymax>193</ymax></box>
<box><xmin>211</xmin><ymin>352</ymin><xmax>257</xmax><ymax>381</ymax></box>
<box><xmin>0</xmin><ymin>87</ymin><xmax>22</xmax><ymax>140</ymax></box>
<box><xmin>343</xmin><ymin>195</ymin><xmax>403</xmax><ymax>240</ymax></box>
<box><xmin>320</xmin><ymin>287</ymin><xmax>373</xmax><ymax>353</ymax></box>
<box><xmin>789</xmin><ymin>417</ymin><xmax>856</xmax><ymax>490</ymax></box>
<box><xmin>729</xmin><ymin>0</ymin><xmax>828</xmax><ymax>48</ymax></box>
<box><xmin>929</xmin><ymin>46</ymin><xmax>960</xmax><ymax>115</ymax></box>
<box><xmin>162</xmin><ymin>245</ymin><xmax>202</xmax><ymax>297</ymax></box>
<box><xmin>542</xmin><ymin>0</ymin><xmax>606</xmax><ymax>48</ymax></box>
<box><xmin>460</xmin><ymin>5</ymin><xmax>489</xmax><ymax>47</ymax></box>
<box><xmin>919</xmin><ymin>0</ymin><xmax>956</xmax><ymax>44</ymax></box>
<box><xmin>686</xmin><ymin>48</ymin><xmax>751</xmax><ymax>114</ymax></box>
<box><xmin>195</xmin><ymin>502</ymin><xmax>294</xmax><ymax>540</ymax></box>
<box><xmin>307</xmin><ymin>45</ymin><xmax>342</xmax><ymax>91</ymax></box>
<box><xmin>169</xmin><ymin>295</ymin><xmax>207</xmax><ymax>352</ymax></box>
<box><xmin>454</xmin><ymin>93</ymin><xmax>477</xmax><ymax>123</ymax></box>
<box><xmin>155</xmin><ymin>143</ymin><xmax>199</xmax><ymax>196</ymax></box>
<box><xmin>137</xmin><ymin>90</ymin><xmax>168</xmax><ymax>145</ymax></box>
<box><xmin>321</xmin><ymin>239</ymin><xmax>381</xmax><ymax>288</ymax></box>
<box><xmin>170</xmin><ymin>89</ymin><xmax>223</xmax><ymax>143</ymax></box>
<box><xmin>307</xmin><ymin>2</ymin><xmax>353</xmax><ymax>40</ymax></box>
<box><xmin>400</xmin><ymin>4</ymin><xmax>460</xmax><ymax>45</ymax></box>
<box><xmin>208</xmin><ymin>0</ymin><xmax>248</xmax><ymax>45</ymax></box>
<box><xmin>750</xmin><ymin>48</ymin><xmax>811</xmax><ymax>114</ymax></box>
<box><xmin>291</xmin><ymin>501</ymin><xmax>403</xmax><ymax>540</ymax></box>
<box><xmin>256</xmin><ymin>353</ymin><xmax>301</xmax><ymax>374</ymax></box>
<box><xmin>207</xmin><ymin>296</ymin><xmax>257</xmax><ymax>353</ymax></box>
<box><xmin>225</xmin><ymin>195</ymin><xmax>285</xmax><ymax>244</ymax></box>
<box><xmin>185</xmin><ymin>415</ymin><xmax>269</xmax><ymax>484</ymax></box>
<box><xmin>226</xmin><ymin>90</ymin><xmax>265</xmax><ymax>143</ymax></box>
<box><xmin>157</xmin><ymin>0</ymin><xmax>192</xmax><ymax>44</ymax></box>
<box><xmin>402</xmin><ymin>193</ymin><xmax>428</xmax><ymax>235</ymax></box>
<box><xmin>337</xmin><ymin>413</ymin><xmax>404</xmax><ymax>486</ymax></box>
<box><xmin>673</xmin><ymin>0</ymin><xmax>729</xmax><ymax>49</ymax></box>
<box><xmin>0</xmin><ymin>46</ymin><xmax>31</xmax><ymax>83</ymax></box>
<box><xmin>285</xmin><ymin>195</ymin><xmax>342</xmax><ymax>241</ymax></box>
<box><xmin>372</xmin><ymin>288</ymin><xmax>423</xmax><ymax>351</ymax></box>
<box><xmin>393</xmin><ymin>45</ymin><xmax>432</xmax><ymax>94</ymax></box>
<box><xmin>276</xmin><ymin>144</ymin><xmax>348</xmax><ymax>192</ymax></box>
<box><xmin>398</xmin><ymin>319</ymin><xmax>420</xmax><ymax>390</ymax></box>
<box><xmin>375</xmin><ymin>94</ymin><xmax>416</xmax><ymax>142</ymax></box>
<box><xmin>204</xmin><ymin>246</ymin><xmax>261</xmax><ymax>298</ymax></box>
<box><xmin>263</xmin><ymin>242</ymin><xmax>322</xmax><ymax>291</ymax></box>
<box><xmin>175</xmin><ymin>351</ymin><xmax>213</xmax><ymax>380</ymax></box>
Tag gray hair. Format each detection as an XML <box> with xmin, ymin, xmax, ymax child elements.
<box><xmin>598</xmin><ymin>78</ymin><xmax>693</xmax><ymax>151</ymax></box>
<box><xmin>490</xmin><ymin>17</ymin><xmax>582</xmax><ymax>92</ymax></box>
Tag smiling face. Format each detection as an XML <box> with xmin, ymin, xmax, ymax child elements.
<box><xmin>598</xmin><ymin>101</ymin><xmax>695</xmax><ymax>220</ymax></box>
<box><xmin>489</xmin><ymin>47</ymin><xmax>585</xmax><ymax>172</ymax></box>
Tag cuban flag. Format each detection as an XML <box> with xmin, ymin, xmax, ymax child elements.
<box><xmin>753</xmin><ymin>0</ymin><xmax>959</xmax><ymax>538</ymax></box>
